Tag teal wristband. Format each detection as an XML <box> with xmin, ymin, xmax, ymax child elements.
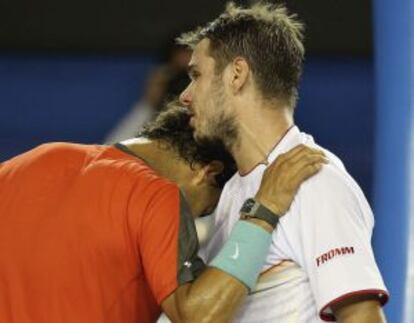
<box><xmin>209</xmin><ymin>221</ymin><xmax>272</xmax><ymax>291</ymax></box>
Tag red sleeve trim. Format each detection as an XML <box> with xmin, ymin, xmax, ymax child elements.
<box><xmin>319</xmin><ymin>289</ymin><xmax>389</xmax><ymax>321</ymax></box>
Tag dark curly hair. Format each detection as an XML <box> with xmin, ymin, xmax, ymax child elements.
<box><xmin>138</xmin><ymin>101</ymin><xmax>237</xmax><ymax>188</ymax></box>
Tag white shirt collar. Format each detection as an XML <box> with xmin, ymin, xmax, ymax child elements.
<box><xmin>267</xmin><ymin>125</ymin><xmax>301</xmax><ymax>165</ymax></box>
<box><xmin>237</xmin><ymin>125</ymin><xmax>302</xmax><ymax>178</ymax></box>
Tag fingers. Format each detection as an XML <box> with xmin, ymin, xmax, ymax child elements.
<box><xmin>255</xmin><ymin>145</ymin><xmax>328</xmax><ymax>217</ymax></box>
<box><xmin>289</xmin><ymin>153</ymin><xmax>327</xmax><ymax>177</ymax></box>
<box><xmin>275</xmin><ymin>144</ymin><xmax>308</xmax><ymax>163</ymax></box>
<box><xmin>287</xmin><ymin>147</ymin><xmax>325</xmax><ymax>166</ymax></box>
<box><xmin>266</xmin><ymin>146</ymin><xmax>326</xmax><ymax>178</ymax></box>
<box><xmin>275</xmin><ymin>154</ymin><xmax>326</xmax><ymax>197</ymax></box>
<box><xmin>268</xmin><ymin>144</ymin><xmax>325</xmax><ymax>171</ymax></box>
<box><xmin>290</xmin><ymin>159</ymin><xmax>325</xmax><ymax>189</ymax></box>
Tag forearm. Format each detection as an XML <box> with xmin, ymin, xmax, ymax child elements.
<box><xmin>334</xmin><ymin>299</ymin><xmax>386</xmax><ymax>323</ymax></box>
<box><xmin>162</xmin><ymin>218</ymin><xmax>271</xmax><ymax>323</ymax></box>
<box><xmin>171</xmin><ymin>267</ymin><xmax>248</xmax><ymax>323</ymax></box>
<box><xmin>162</xmin><ymin>145</ymin><xmax>327</xmax><ymax>322</ymax></box>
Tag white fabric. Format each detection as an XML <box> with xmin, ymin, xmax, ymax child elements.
<box><xmin>195</xmin><ymin>215</ymin><xmax>215</xmax><ymax>249</ymax></box>
<box><xmin>202</xmin><ymin>126</ymin><xmax>388</xmax><ymax>322</ymax></box>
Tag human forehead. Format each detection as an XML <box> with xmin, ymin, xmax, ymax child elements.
<box><xmin>188</xmin><ymin>38</ymin><xmax>216</xmax><ymax>71</ymax></box>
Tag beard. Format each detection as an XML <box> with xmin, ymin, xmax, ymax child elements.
<box><xmin>194</xmin><ymin>77</ymin><xmax>239</xmax><ymax>151</ymax></box>
<box><xmin>204</xmin><ymin>110</ymin><xmax>238</xmax><ymax>151</ymax></box>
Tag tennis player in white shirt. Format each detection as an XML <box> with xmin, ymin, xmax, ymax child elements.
<box><xmin>178</xmin><ymin>2</ymin><xmax>388</xmax><ymax>322</ymax></box>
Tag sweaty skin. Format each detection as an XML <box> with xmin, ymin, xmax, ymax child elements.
<box><xmin>179</xmin><ymin>37</ymin><xmax>386</xmax><ymax>323</ymax></box>
<box><xmin>161</xmin><ymin>145</ymin><xmax>327</xmax><ymax>323</ymax></box>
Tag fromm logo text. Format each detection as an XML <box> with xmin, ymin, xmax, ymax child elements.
<box><xmin>316</xmin><ymin>247</ymin><xmax>355</xmax><ymax>267</ymax></box>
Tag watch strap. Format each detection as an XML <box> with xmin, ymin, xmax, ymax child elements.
<box><xmin>240</xmin><ymin>198</ymin><xmax>279</xmax><ymax>229</ymax></box>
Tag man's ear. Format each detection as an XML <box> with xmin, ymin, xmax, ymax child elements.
<box><xmin>194</xmin><ymin>161</ymin><xmax>224</xmax><ymax>186</ymax></box>
<box><xmin>230</xmin><ymin>57</ymin><xmax>250</xmax><ymax>94</ymax></box>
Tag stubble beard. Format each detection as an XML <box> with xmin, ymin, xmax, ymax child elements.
<box><xmin>196</xmin><ymin>78</ymin><xmax>239</xmax><ymax>153</ymax></box>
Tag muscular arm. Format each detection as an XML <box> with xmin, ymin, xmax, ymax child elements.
<box><xmin>162</xmin><ymin>217</ymin><xmax>273</xmax><ymax>323</ymax></box>
<box><xmin>161</xmin><ymin>146</ymin><xmax>327</xmax><ymax>323</ymax></box>
<box><xmin>162</xmin><ymin>267</ymin><xmax>248</xmax><ymax>323</ymax></box>
<box><xmin>333</xmin><ymin>295</ymin><xmax>386</xmax><ymax>323</ymax></box>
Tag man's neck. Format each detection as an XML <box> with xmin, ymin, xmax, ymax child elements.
<box><xmin>120</xmin><ymin>138</ymin><xmax>180</xmax><ymax>180</ymax></box>
<box><xmin>230</xmin><ymin>105</ymin><xmax>294</xmax><ymax>175</ymax></box>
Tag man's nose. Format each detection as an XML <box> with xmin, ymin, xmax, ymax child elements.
<box><xmin>179</xmin><ymin>85</ymin><xmax>192</xmax><ymax>106</ymax></box>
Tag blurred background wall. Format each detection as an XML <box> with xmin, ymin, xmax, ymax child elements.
<box><xmin>0</xmin><ymin>0</ymin><xmax>412</xmax><ymax>321</ymax></box>
<box><xmin>0</xmin><ymin>0</ymin><xmax>375</xmax><ymax>195</ymax></box>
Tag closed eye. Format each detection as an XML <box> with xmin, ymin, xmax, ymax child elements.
<box><xmin>189</xmin><ymin>70</ymin><xmax>201</xmax><ymax>80</ymax></box>
<box><xmin>187</xmin><ymin>64</ymin><xmax>201</xmax><ymax>81</ymax></box>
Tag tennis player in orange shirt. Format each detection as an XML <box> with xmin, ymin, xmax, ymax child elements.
<box><xmin>0</xmin><ymin>103</ymin><xmax>326</xmax><ymax>323</ymax></box>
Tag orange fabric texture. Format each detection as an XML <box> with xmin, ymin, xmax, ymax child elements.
<box><xmin>0</xmin><ymin>143</ymin><xmax>183</xmax><ymax>323</ymax></box>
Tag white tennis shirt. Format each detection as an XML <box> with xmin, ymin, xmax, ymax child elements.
<box><xmin>201</xmin><ymin>126</ymin><xmax>389</xmax><ymax>322</ymax></box>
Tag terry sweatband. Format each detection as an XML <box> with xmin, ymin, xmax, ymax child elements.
<box><xmin>209</xmin><ymin>220</ymin><xmax>272</xmax><ymax>291</ymax></box>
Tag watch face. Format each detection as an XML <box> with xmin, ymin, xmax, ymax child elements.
<box><xmin>243</xmin><ymin>198</ymin><xmax>255</xmax><ymax>212</ymax></box>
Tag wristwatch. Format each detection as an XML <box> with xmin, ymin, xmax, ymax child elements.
<box><xmin>239</xmin><ymin>198</ymin><xmax>279</xmax><ymax>229</ymax></box>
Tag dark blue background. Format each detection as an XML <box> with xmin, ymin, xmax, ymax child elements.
<box><xmin>0</xmin><ymin>55</ymin><xmax>374</xmax><ymax>199</ymax></box>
